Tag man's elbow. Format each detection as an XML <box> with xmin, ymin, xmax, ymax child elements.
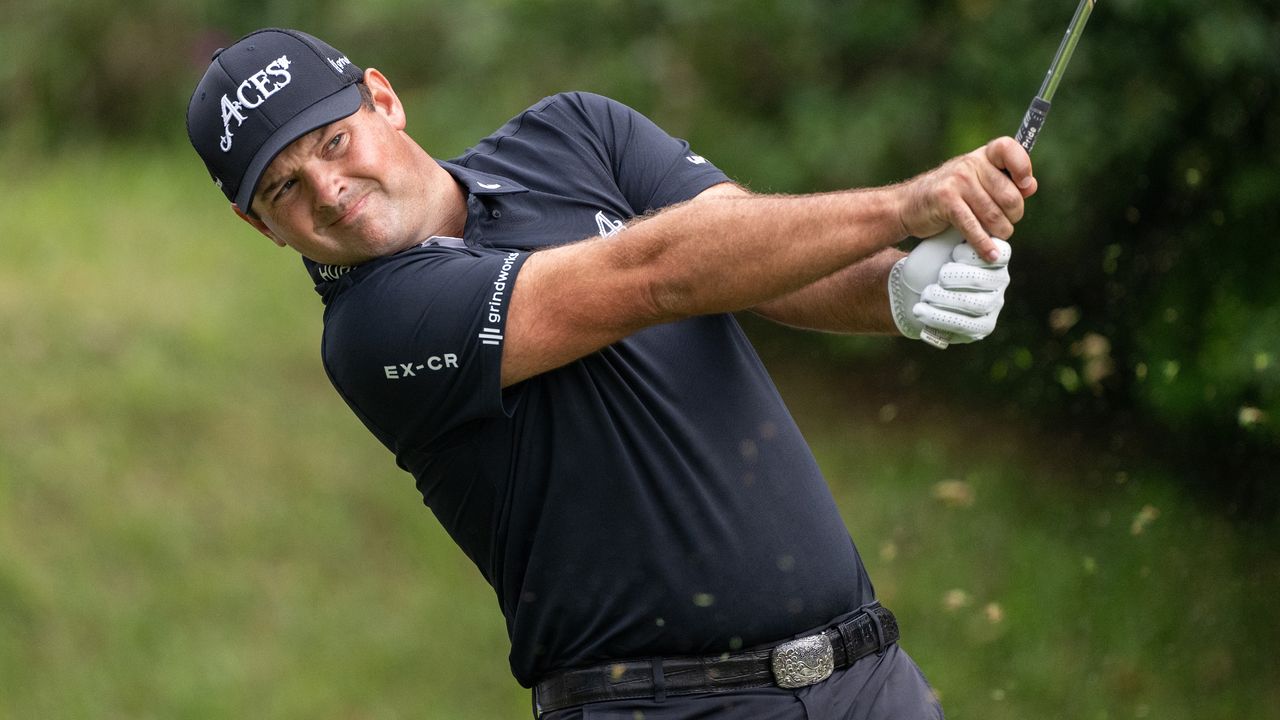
<box><xmin>606</xmin><ymin>227</ymin><xmax>695</xmax><ymax>324</ymax></box>
<box><xmin>639</xmin><ymin>274</ymin><xmax>698</xmax><ymax>325</ymax></box>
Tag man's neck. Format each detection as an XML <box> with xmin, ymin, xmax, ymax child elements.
<box><xmin>435</xmin><ymin>180</ymin><xmax>468</xmax><ymax>239</ymax></box>
<box><xmin>411</xmin><ymin>143</ymin><xmax>468</xmax><ymax>243</ymax></box>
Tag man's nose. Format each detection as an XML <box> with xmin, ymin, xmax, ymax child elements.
<box><xmin>308</xmin><ymin>164</ymin><xmax>347</xmax><ymax>209</ymax></box>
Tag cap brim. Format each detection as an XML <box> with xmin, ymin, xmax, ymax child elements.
<box><xmin>234</xmin><ymin>84</ymin><xmax>364</xmax><ymax>213</ymax></box>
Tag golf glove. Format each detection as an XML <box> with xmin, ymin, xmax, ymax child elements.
<box><xmin>888</xmin><ymin>235</ymin><xmax>1012</xmax><ymax>345</ymax></box>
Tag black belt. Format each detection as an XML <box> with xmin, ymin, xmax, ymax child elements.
<box><xmin>533</xmin><ymin>603</ymin><xmax>899</xmax><ymax>717</ymax></box>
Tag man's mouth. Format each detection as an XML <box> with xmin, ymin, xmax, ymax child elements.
<box><xmin>330</xmin><ymin>193</ymin><xmax>369</xmax><ymax>228</ymax></box>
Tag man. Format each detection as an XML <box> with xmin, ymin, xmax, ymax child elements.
<box><xmin>187</xmin><ymin>28</ymin><xmax>1034</xmax><ymax>719</ymax></box>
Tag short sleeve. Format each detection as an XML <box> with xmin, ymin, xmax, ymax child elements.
<box><xmin>319</xmin><ymin>245</ymin><xmax>529</xmax><ymax>454</ymax></box>
<box><xmin>567</xmin><ymin>92</ymin><xmax>732</xmax><ymax>214</ymax></box>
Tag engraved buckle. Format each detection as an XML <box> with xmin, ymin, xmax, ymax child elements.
<box><xmin>770</xmin><ymin>633</ymin><xmax>835</xmax><ymax>689</ymax></box>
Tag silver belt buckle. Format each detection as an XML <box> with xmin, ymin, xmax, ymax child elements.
<box><xmin>771</xmin><ymin>633</ymin><xmax>834</xmax><ymax>689</ymax></box>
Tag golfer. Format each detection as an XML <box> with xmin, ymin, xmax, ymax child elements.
<box><xmin>188</xmin><ymin>28</ymin><xmax>1034</xmax><ymax>719</ymax></box>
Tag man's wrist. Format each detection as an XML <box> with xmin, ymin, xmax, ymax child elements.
<box><xmin>876</xmin><ymin>183</ymin><xmax>913</xmax><ymax>244</ymax></box>
<box><xmin>850</xmin><ymin>185</ymin><xmax>913</xmax><ymax>247</ymax></box>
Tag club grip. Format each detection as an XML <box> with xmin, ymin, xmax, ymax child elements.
<box><xmin>1014</xmin><ymin>96</ymin><xmax>1052</xmax><ymax>154</ymax></box>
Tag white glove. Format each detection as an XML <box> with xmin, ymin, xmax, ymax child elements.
<box><xmin>888</xmin><ymin>233</ymin><xmax>1012</xmax><ymax>346</ymax></box>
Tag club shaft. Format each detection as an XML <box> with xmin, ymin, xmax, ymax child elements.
<box><xmin>1014</xmin><ymin>0</ymin><xmax>1098</xmax><ymax>154</ymax></box>
<box><xmin>1039</xmin><ymin>0</ymin><xmax>1097</xmax><ymax>102</ymax></box>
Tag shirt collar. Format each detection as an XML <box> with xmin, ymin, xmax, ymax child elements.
<box><xmin>436</xmin><ymin>160</ymin><xmax>529</xmax><ymax>197</ymax></box>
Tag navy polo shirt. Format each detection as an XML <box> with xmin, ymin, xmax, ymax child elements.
<box><xmin>309</xmin><ymin>92</ymin><xmax>873</xmax><ymax>686</ymax></box>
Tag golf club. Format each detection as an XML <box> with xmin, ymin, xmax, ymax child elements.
<box><xmin>903</xmin><ymin>0</ymin><xmax>1099</xmax><ymax>349</ymax></box>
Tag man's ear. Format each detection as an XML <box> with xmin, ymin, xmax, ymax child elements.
<box><xmin>363</xmin><ymin>68</ymin><xmax>406</xmax><ymax>131</ymax></box>
<box><xmin>233</xmin><ymin>204</ymin><xmax>286</xmax><ymax>247</ymax></box>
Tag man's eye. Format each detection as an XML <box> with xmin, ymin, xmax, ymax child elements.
<box><xmin>327</xmin><ymin>133</ymin><xmax>345</xmax><ymax>151</ymax></box>
<box><xmin>274</xmin><ymin>179</ymin><xmax>296</xmax><ymax>202</ymax></box>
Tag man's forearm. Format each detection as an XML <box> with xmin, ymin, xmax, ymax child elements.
<box><xmin>619</xmin><ymin>189</ymin><xmax>908</xmax><ymax>324</ymax></box>
<box><xmin>749</xmin><ymin>248</ymin><xmax>905</xmax><ymax>334</ymax></box>
<box><xmin>502</xmin><ymin>187</ymin><xmax>908</xmax><ymax>387</ymax></box>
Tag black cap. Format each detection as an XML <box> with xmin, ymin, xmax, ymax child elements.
<box><xmin>186</xmin><ymin>28</ymin><xmax>364</xmax><ymax>213</ymax></box>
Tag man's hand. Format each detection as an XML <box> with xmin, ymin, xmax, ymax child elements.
<box><xmin>888</xmin><ymin>237</ymin><xmax>1012</xmax><ymax>344</ymax></box>
<box><xmin>896</xmin><ymin>138</ymin><xmax>1036</xmax><ymax>262</ymax></box>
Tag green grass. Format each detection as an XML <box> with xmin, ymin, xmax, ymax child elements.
<box><xmin>1</xmin><ymin>145</ymin><xmax>1277</xmax><ymax>719</ymax></box>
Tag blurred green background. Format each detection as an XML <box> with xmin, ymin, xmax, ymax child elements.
<box><xmin>2</xmin><ymin>0</ymin><xmax>1278</xmax><ymax>717</ymax></box>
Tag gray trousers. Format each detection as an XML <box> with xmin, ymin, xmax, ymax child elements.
<box><xmin>541</xmin><ymin>644</ymin><xmax>943</xmax><ymax>720</ymax></box>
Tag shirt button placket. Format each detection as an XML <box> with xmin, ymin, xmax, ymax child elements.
<box><xmin>464</xmin><ymin>194</ymin><xmax>486</xmax><ymax>246</ymax></box>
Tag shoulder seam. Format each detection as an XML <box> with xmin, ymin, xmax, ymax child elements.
<box><xmin>456</xmin><ymin>93</ymin><xmax>574</xmax><ymax>167</ymax></box>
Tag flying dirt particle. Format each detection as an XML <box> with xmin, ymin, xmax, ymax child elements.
<box><xmin>693</xmin><ymin>593</ymin><xmax>715</xmax><ymax>608</ymax></box>
<box><xmin>984</xmin><ymin>603</ymin><xmax>1005</xmax><ymax>624</ymax></box>
<box><xmin>880</xmin><ymin>541</ymin><xmax>898</xmax><ymax>563</ymax></box>
<box><xmin>1130</xmin><ymin>505</ymin><xmax>1161</xmax><ymax>535</ymax></box>
<box><xmin>1049</xmin><ymin>306</ymin><xmax>1081</xmax><ymax>334</ymax></box>
<box><xmin>943</xmin><ymin>589</ymin><xmax>971</xmax><ymax>612</ymax></box>
<box><xmin>879</xmin><ymin>404</ymin><xmax>898</xmax><ymax>423</ymax></box>
<box><xmin>932</xmin><ymin>480</ymin><xmax>975</xmax><ymax>508</ymax></box>
<box><xmin>1238</xmin><ymin>407</ymin><xmax>1266</xmax><ymax>428</ymax></box>
<box><xmin>1072</xmin><ymin>333</ymin><xmax>1115</xmax><ymax>389</ymax></box>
